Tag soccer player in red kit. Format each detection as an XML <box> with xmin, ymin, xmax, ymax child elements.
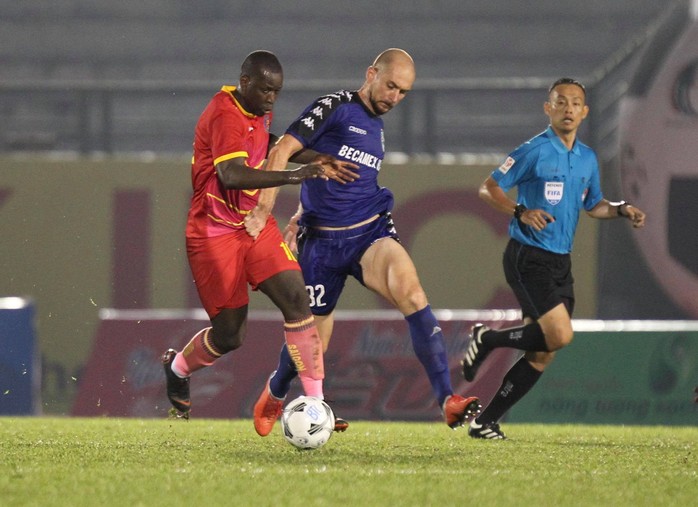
<box><xmin>162</xmin><ymin>50</ymin><xmax>358</xmax><ymax>434</ymax></box>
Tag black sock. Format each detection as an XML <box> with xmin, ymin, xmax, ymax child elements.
<box><xmin>478</xmin><ymin>357</ymin><xmax>543</xmax><ymax>424</ymax></box>
<box><xmin>482</xmin><ymin>322</ymin><xmax>548</xmax><ymax>352</ymax></box>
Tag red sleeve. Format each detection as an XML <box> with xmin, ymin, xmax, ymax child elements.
<box><xmin>209</xmin><ymin>100</ymin><xmax>248</xmax><ymax>165</ymax></box>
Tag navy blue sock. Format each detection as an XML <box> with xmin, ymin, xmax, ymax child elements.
<box><xmin>405</xmin><ymin>305</ymin><xmax>453</xmax><ymax>406</ymax></box>
<box><xmin>268</xmin><ymin>344</ymin><xmax>297</xmax><ymax>399</ymax></box>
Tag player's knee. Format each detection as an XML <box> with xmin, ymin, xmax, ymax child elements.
<box><xmin>279</xmin><ymin>285</ymin><xmax>312</xmax><ymax>320</ymax></box>
<box><xmin>546</xmin><ymin>327</ymin><xmax>574</xmax><ymax>351</ymax></box>
<box><xmin>525</xmin><ymin>350</ymin><xmax>556</xmax><ymax>370</ymax></box>
<box><xmin>396</xmin><ymin>285</ymin><xmax>428</xmax><ymax>314</ymax></box>
<box><xmin>214</xmin><ymin>330</ymin><xmax>245</xmax><ymax>352</ymax></box>
<box><xmin>211</xmin><ymin>321</ymin><xmax>246</xmax><ymax>352</ymax></box>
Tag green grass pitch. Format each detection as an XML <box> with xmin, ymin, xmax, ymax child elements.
<box><xmin>1</xmin><ymin>417</ymin><xmax>695</xmax><ymax>506</ymax></box>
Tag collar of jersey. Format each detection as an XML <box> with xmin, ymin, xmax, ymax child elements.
<box><xmin>220</xmin><ymin>85</ymin><xmax>257</xmax><ymax>118</ymax></box>
<box><xmin>352</xmin><ymin>90</ymin><xmax>380</xmax><ymax>118</ymax></box>
<box><xmin>545</xmin><ymin>125</ymin><xmax>581</xmax><ymax>156</ymax></box>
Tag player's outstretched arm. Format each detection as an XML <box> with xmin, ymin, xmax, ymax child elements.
<box><xmin>244</xmin><ymin>136</ymin><xmax>306</xmax><ymax>238</ymax></box>
<box><xmin>244</xmin><ymin>136</ymin><xmax>360</xmax><ymax>238</ymax></box>
<box><xmin>273</xmin><ymin>135</ymin><xmax>359</xmax><ymax>184</ymax></box>
<box><xmin>215</xmin><ymin>156</ymin><xmax>325</xmax><ymax>190</ymax></box>
<box><xmin>289</xmin><ymin>148</ymin><xmax>359</xmax><ymax>184</ymax></box>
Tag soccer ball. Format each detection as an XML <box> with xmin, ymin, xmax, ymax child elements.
<box><xmin>281</xmin><ymin>396</ymin><xmax>334</xmax><ymax>450</ymax></box>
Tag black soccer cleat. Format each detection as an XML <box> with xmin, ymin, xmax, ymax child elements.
<box><xmin>162</xmin><ymin>348</ymin><xmax>191</xmax><ymax>417</ymax></box>
<box><xmin>468</xmin><ymin>420</ymin><xmax>507</xmax><ymax>440</ymax></box>
<box><xmin>461</xmin><ymin>323</ymin><xmax>492</xmax><ymax>382</ymax></box>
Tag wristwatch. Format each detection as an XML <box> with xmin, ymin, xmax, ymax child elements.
<box><xmin>514</xmin><ymin>203</ymin><xmax>527</xmax><ymax>220</ymax></box>
<box><xmin>616</xmin><ymin>200</ymin><xmax>630</xmax><ymax>216</ymax></box>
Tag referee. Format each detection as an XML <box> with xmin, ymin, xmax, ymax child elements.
<box><xmin>462</xmin><ymin>77</ymin><xmax>646</xmax><ymax>439</ymax></box>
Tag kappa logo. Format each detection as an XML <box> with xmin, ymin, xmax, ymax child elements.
<box><xmin>348</xmin><ymin>125</ymin><xmax>367</xmax><ymax>135</ymax></box>
<box><xmin>301</xmin><ymin>116</ymin><xmax>316</xmax><ymax>131</ymax></box>
<box><xmin>499</xmin><ymin>156</ymin><xmax>515</xmax><ymax>174</ymax></box>
<box><xmin>310</xmin><ymin>106</ymin><xmax>324</xmax><ymax>119</ymax></box>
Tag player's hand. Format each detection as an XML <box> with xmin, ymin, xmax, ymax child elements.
<box><xmin>244</xmin><ymin>206</ymin><xmax>270</xmax><ymax>239</ymax></box>
<box><xmin>622</xmin><ymin>205</ymin><xmax>646</xmax><ymax>228</ymax></box>
<box><xmin>520</xmin><ymin>209</ymin><xmax>555</xmax><ymax>231</ymax></box>
<box><xmin>283</xmin><ymin>215</ymin><xmax>300</xmax><ymax>252</ymax></box>
<box><xmin>311</xmin><ymin>154</ymin><xmax>360</xmax><ymax>184</ymax></box>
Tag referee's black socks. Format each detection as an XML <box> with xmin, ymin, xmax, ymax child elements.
<box><xmin>482</xmin><ymin>322</ymin><xmax>549</xmax><ymax>352</ymax></box>
<box><xmin>478</xmin><ymin>357</ymin><xmax>543</xmax><ymax>424</ymax></box>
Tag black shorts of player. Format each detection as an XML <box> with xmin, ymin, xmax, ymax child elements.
<box><xmin>502</xmin><ymin>238</ymin><xmax>575</xmax><ymax>320</ymax></box>
<box><xmin>296</xmin><ymin>212</ymin><xmax>400</xmax><ymax>316</ymax></box>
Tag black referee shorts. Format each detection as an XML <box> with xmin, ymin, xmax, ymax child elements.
<box><xmin>503</xmin><ymin>238</ymin><xmax>575</xmax><ymax>320</ymax></box>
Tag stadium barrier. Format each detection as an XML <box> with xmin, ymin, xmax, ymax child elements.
<box><xmin>72</xmin><ymin>309</ymin><xmax>522</xmax><ymax>421</ymax></box>
<box><xmin>72</xmin><ymin>310</ymin><xmax>698</xmax><ymax>425</ymax></box>
<box><xmin>0</xmin><ymin>297</ymin><xmax>41</xmax><ymax>415</ymax></box>
<box><xmin>509</xmin><ymin>320</ymin><xmax>698</xmax><ymax>425</ymax></box>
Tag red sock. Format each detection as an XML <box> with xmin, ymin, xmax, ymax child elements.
<box><xmin>172</xmin><ymin>327</ymin><xmax>223</xmax><ymax>377</ymax></box>
<box><xmin>284</xmin><ymin>317</ymin><xmax>324</xmax><ymax>398</ymax></box>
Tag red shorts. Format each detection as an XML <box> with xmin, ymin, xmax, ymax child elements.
<box><xmin>186</xmin><ymin>216</ymin><xmax>300</xmax><ymax>318</ymax></box>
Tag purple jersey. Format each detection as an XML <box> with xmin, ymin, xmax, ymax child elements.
<box><xmin>285</xmin><ymin>90</ymin><xmax>394</xmax><ymax>227</ymax></box>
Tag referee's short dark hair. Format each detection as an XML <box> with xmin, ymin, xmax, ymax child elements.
<box><xmin>549</xmin><ymin>77</ymin><xmax>586</xmax><ymax>96</ymax></box>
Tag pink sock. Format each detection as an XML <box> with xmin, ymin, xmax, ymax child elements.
<box><xmin>284</xmin><ymin>317</ymin><xmax>324</xmax><ymax>398</ymax></box>
<box><xmin>172</xmin><ymin>327</ymin><xmax>222</xmax><ymax>377</ymax></box>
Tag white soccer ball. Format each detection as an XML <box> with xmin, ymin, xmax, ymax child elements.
<box><xmin>281</xmin><ymin>396</ymin><xmax>334</xmax><ymax>450</ymax></box>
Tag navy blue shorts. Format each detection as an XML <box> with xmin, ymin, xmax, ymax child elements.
<box><xmin>296</xmin><ymin>213</ymin><xmax>399</xmax><ymax>315</ymax></box>
<box><xmin>502</xmin><ymin>238</ymin><xmax>575</xmax><ymax>320</ymax></box>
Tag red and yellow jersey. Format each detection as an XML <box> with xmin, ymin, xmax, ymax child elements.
<box><xmin>186</xmin><ymin>85</ymin><xmax>272</xmax><ymax>238</ymax></box>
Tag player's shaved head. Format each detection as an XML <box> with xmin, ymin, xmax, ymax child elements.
<box><xmin>372</xmin><ymin>48</ymin><xmax>414</xmax><ymax>73</ymax></box>
<box><xmin>235</xmin><ymin>50</ymin><xmax>283</xmax><ymax>117</ymax></box>
<box><xmin>240</xmin><ymin>50</ymin><xmax>282</xmax><ymax>79</ymax></box>
<box><xmin>359</xmin><ymin>48</ymin><xmax>415</xmax><ymax>116</ymax></box>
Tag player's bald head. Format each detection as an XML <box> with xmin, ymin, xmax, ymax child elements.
<box><xmin>359</xmin><ymin>48</ymin><xmax>415</xmax><ymax>115</ymax></box>
<box><xmin>240</xmin><ymin>50</ymin><xmax>282</xmax><ymax>79</ymax></box>
<box><xmin>372</xmin><ymin>48</ymin><xmax>415</xmax><ymax>74</ymax></box>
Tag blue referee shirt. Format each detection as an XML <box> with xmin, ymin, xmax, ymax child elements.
<box><xmin>492</xmin><ymin>126</ymin><xmax>604</xmax><ymax>254</ymax></box>
<box><xmin>285</xmin><ymin>90</ymin><xmax>393</xmax><ymax>228</ymax></box>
